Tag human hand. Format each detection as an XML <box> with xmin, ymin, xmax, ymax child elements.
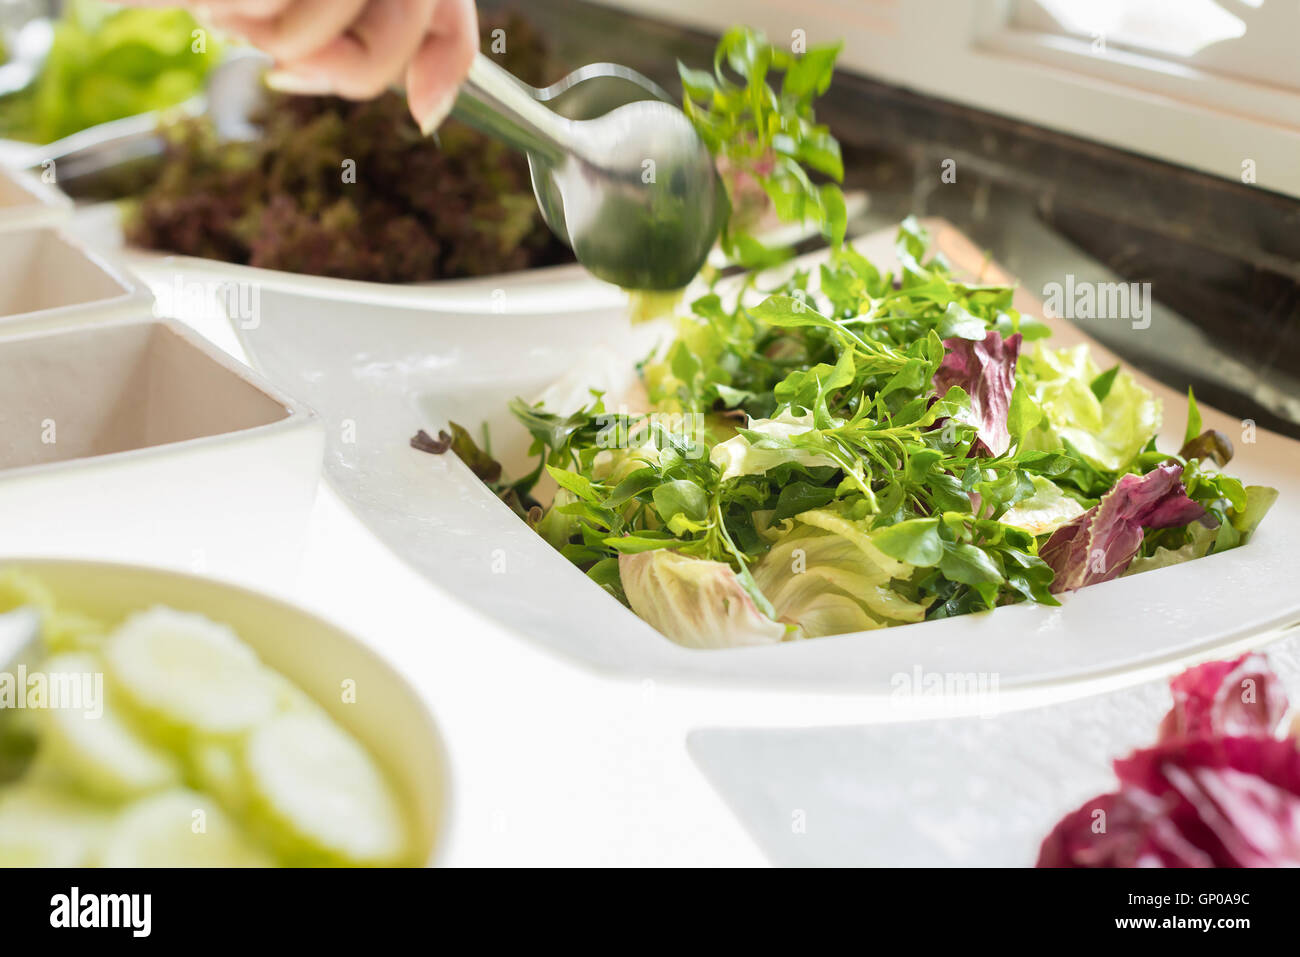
<box><xmin>142</xmin><ymin>0</ymin><xmax>479</xmax><ymax>132</ymax></box>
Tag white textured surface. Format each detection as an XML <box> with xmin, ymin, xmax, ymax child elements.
<box><xmin>689</xmin><ymin>628</ymin><xmax>1300</xmax><ymax>867</ymax></box>
<box><xmin>110</xmin><ymin>216</ymin><xmax>1300</xmax><ymax>865</ymax></box>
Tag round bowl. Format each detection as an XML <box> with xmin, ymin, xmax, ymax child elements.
<box><xmin>2</xmin><ymin>558</ymin><xmax>450</xmax><ymax>866</ymax></box>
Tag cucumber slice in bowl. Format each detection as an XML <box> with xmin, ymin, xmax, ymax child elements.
<box><xmin>37</xmin><ymin>652</ymin><xmax>180</xmax><ymax>801</ymax></box>
<box><xmin>246</xmin><ymin>713</ymin><xmax>410</xmax><ymax>867</ymax></box>
<box><xmin>98</xmin><ymin>789</ymin><xmax>272</xmax><ymax>867</ymax></box>
<box><xmin>189</xmin><ymin>742</ymin><xmax>248</xmax><ymax>814</ymax></box>
<box><xmin>104</xmin><ymin>608</ymin><xmax>279</xmax><ymax>741</ymax></box>
<box><xmin>0</xmin><ymin>782</ymin><xmax>113</xmax><ymax>866</ymax></box>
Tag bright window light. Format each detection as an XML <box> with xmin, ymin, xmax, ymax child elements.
<box><xmin>1024</xmin><ymin>0</ymin><xmax>1247</xmax><ymax>58</ymax></box>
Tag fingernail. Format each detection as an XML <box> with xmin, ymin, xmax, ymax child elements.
<box><xmin>265</xmin><ymin>69</ymin><xmax>333</xmax><ymax>95</ymax></box>
<box><xmin>418</xmin><ymin>92</ymin><xmax>456</xmax><ymax>136</ymax></box>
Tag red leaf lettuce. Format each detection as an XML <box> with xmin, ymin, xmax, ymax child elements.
<box><xmin>932</xmin><ymin>330</ymin><xmax>1022</xmax><ymax>457</ymax></box>
<box><xmin>1040</xmin><ymin>463</ymin><xmax>1206</xmax><ymax>593</ymax></box>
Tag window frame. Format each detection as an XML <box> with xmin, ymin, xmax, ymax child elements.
<box><xmin>594</xmin><ymin>0</ymin><xmax>1300</xmax><ymax>197</ymax></box>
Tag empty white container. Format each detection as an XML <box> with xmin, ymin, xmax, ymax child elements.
<box><xmin>0</xmin><ymin>226</ymin><xmax>152</xmax><ymax>334</ymax></box>
<box><xmin>0</xmin><ymin>316</ymin><xmax>324</xmax><ymax>590</ymax></box>
<box><xmin>0</xmin><ymin>164</ymin><xmax>72</xmax><ymax>232</ymax></box>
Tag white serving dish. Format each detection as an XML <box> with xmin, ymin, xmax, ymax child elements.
<box><xmin>1</xmin><ymin>558</ymin><xmax>450</xmax><ymax>866</ymax></box>
<box><xmin>0</xmin><ymin>315</ymin><xmax>324</xmax><ymax>591</ymax></box>
<box><xmin>687</xmin><ymin>621</ymin><xmax>1300</xmax><ymax>866</ymax></box>
<box><xmin>0</xmin><ymin>164</ymin><xmax>72</xmax><ymax>232</ymax></box>
<box><xmin>68</xmin><ymin>191</ymin><xmax>869</xmax><ymax>319</ymax></box>
<box><xmin>0</xmin><ymin>225</ymin><xmax>152</xmax><ymax>334</ymax></box>
<box><xmin>221</xmin><ymin>218</ymin><xmax>1300</xmax><ymax>693</ymax></box>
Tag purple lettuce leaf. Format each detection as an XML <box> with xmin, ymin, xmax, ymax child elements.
<box><xmin>1038</xmin><ymin>737</ymin><xmax>1300</xmax><ymax>867</ymax></box>
<box><xmin>1036</xmin><ymin>788</ymin><xmax>1213</xmax><ymax>868</ymax></box>
<box><xmin>1040</xmin><ymin>463</ymin><xmax>1206</xmax><ymax>593</ymax></box>
<box><xmin>932</xmin><ymin>330</ymin><xmax>1022</xmax><ymax>457</ymax></box>
<box><xmin>1157</xmin><ymin>654</ymin><xmax>1290</xmax><ymax>743</ymax></box>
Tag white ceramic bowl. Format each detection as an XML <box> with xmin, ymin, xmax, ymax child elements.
<box><xmin>1</xmin><ymin>558</ymin><xmax>450</xmax><ymax>866</ymax></box>
<box><xmin>0</xmin><ymin>315</ymin><xmax>324</xmax><ymax>591</ymax></box>
<box><xmin>0</xmin><ymin>164</ymin><xmax>72</xmax><ymax>232</ymax></box>
<box><xmin>70</xmin><ymin>191</ymin><xmax>869</xmax><ymax>319</ymax></box>
<box><xmin>227</xmin><ymin>220</ymin><xmax>1300</xmax><ymax>694</ymax></box>
<box><xmin>0</xmin><ymin>225</ymin><xmax>152</xmax><ymax>334</ymax></box>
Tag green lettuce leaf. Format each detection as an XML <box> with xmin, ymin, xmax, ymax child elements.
<box><xmin>999</xmin><ymin>475</ymin><xmax>1087</xmax><ymax>536</ymax></box>
<box><xmin>753</xmin><ymin>509</ymin><xmax>928</xmax><ymax>638</ymax></box>
<box><xmin>618</xmin><ymin>549</ymin><xmax>787</xmax><ymax>649</ymax></box>
<box><xmin>1018</xmin><ymin>344</ymin><xmax>1161</xmax><ymax>471</ymax></box>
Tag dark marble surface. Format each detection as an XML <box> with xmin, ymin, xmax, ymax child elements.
<box><xmin>489</xmin><ymin>0</ymin><xmax>1300</xmax><ymax>438</ymax></box>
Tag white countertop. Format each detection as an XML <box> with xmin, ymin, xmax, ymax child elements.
<box><xmin>172</xmin><ymin>289</ymin><xmax>1260</xmax><ymax>867</ymax></box>
<box><xmin>173</xmin><ymin>300</ymin><xmax>771</xmax><ymax>866</ymax></box>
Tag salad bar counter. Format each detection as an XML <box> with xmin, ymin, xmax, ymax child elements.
<box><xmin>0</xmin><ymin>0</ymin><xmax>1297</xmax><ymax>878</ymax></box>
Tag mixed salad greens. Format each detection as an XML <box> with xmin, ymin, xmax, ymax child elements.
<box><xmin>0</xmin><ymin>0</ymin><xmax>220</xmax><ymax>144</ymax></box>
<box><xmin>419</xmin><ymin>28</ymin><xmax>1277</xmax><ymax>649</ymax></box>
<box><xmin>0</xmin><ymin>570</ymin><xmax>413</xmax><ymax>867</ymax></box>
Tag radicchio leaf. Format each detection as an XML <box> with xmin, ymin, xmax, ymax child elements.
<box><xmin>1040</xmin><ymin>463</ymin><xmax>1206</xmax><ymax>592</ymax></box>
<box><xmin>931</xmin><ymin>330</ymin><xmax>1022</xmax><ymax>457</ymax></box>
<box><xmin>1156</xmin><ymin>654</ymin><xmax>1289</xmax><ymax>742</ymax></box>
<box><xmin>1038</xmin><ymin>655</ymin><xmax>1300</xmax><ymax>868</ymax></box>
<box><xmin>1036</xmin><ymin>787</ymin><xmax>1213</xmax><ymax>868</ymax></box>
<box><xmin>1038</xmin><ymin>737</ymin><xmax>1300</xmax><ymax>867</ymax></box>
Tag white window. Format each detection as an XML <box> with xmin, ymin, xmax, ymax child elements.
<box><xmin>599</xmin><ymin>0</ymin><xmax>1300</xmax><ymax>197</ymax></box>
<box><xmin>1012</xmin><ymin>0</ymin><xmax>1297</xmax><ymax>88</ymax></box>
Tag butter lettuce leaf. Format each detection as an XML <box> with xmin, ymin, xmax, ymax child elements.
<box><xmin>1018</xmin><ymin>344</ymin><xmax>1161</xmax><ymax>471</ymax></box>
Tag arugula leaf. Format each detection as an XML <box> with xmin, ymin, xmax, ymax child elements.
<box><xmin>1184</xmin><ymin>387</ymin><xmax>1203</xmax><ymax>447</ymax></box>
<box><xmin>680</xmin><ymin>27</ymin><xmax>848</xmax><ymax>265</ymax></box>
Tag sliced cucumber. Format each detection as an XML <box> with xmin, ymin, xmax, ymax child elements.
<box><xmin>245</xmin><ymin>713</ymin><xmax>409</xmax><ymax>866</ymax></box>
<box><xmin>104</xmin><ymin>608</ymin><xmax>278</xmax><ymax>740</ymax></box>
<box><xmin>37</xmin><ymin>652</ymin><xmax>180</xmax><ymax>801</ymax></box>
<box><xmin>44</xmin><ymin>609</ymin><xmax>109</xmax><ymax>654</ymax></box>
<box><xmin>0</xmin><ymin>781</ymin><xmax>112</xmax><ymax>867</ymax></box>
<box><xmin>98</xmin><ymin>788</ymin><xmax>272</xmax><ymax>868</ymax></box>
<box><xmin>189</xmin><ymin>742</ymin><xmax>248</xmax><ymax>814</ymax></box>
<box><xmin>269</xmin><ymin>672</ymin><xmax>330</xmax><ymax>719</ymax></box>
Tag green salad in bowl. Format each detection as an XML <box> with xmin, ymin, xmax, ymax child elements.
<box><xmin>416</xmin><ymin>31</ymin><xmax>1278</xmax><ymax>650</ymax></box>
<box><xmin>0</xmin><ymin>565</ymin><xmax>443</xmax><ymax>867</ymax></box>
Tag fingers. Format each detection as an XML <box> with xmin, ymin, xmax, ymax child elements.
<box><xmin>202</xmin><ymin>0</ymin><xmax>297</xmax><ymax>18</ymax></box>
<box><xmin>223</xmin><ymin>0</ymin><xmax>370</xmax><ymax>63</ymax></box>
<box><xmin>275</xmin><ymin>0</ymin><xmax>436</xmax><ymax>98</ymax></box>
<box><xmin>405</xmin><ymin>0</ymin><xmax>477</xmax><ymax>133</ymax></box>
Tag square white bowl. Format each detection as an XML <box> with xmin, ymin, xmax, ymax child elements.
<box><xmin>0</xmin><ymin>316</ymin><xmax>324</xmax><ymax>590</ymax></box>
<box><xmin>687</xmin><ymin>624</ymin><xmax>1300</xmax><ymax>866</ymax></box>
<box><xmin>0</xmin><ymin>164</ymin><xmax>72</xmax><ymax>232</ymax></box>
<box><xmin>227</xmin><ymin>219</ymin><xmax>1300</xmax><ymax>693</ymax></box>
<box><xmin>0</xmin><ymin>226</ymin><xmax>152</xmax><ymax>334</ymax></box>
